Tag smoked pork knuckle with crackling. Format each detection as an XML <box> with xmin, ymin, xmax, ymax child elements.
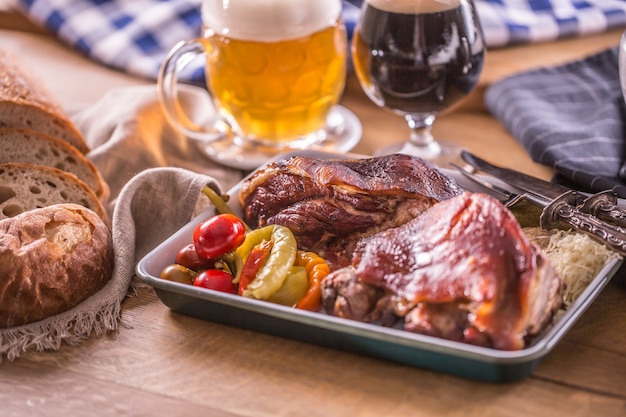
<box><xmin>321</xmin><ymin>192</ymin><xmax>565</xmax><ymax>351</ymax></box>
<box><xmin>239</xmin><ymin>154</ymin><xmax>463</xmax><ymax>268</ymax></box>
<box><xmin>0</xmin><ymin>204</ymin><xmax>113</xmax><ymax>328</ymax></box>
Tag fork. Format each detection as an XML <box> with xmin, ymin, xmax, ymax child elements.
<box><xmin>450</xmin><ymin>163</ymin><xmax>534</xmax><ymax>208</ymax></box>
<box><xmin>450</xmin><ymin>164</ymin><xmax>626</xmax><ymax>255</ymax></box>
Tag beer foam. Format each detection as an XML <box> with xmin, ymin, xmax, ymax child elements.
<box><xmin>366</xmin><ymin>0</ymin><xmax>461</xmax><ymax>14</ymax></box>
<box><xmin>202</xmin><ymin>0</ymin><xmax>342</xmax><ymax>42</ymax></box>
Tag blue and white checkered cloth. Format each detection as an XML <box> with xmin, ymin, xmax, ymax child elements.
<box><xmin>476</xmin><ymin>0</ymin><xmax>626</xmax><ymax>46</ymax></box>
<box><xmin>15</xmin><ymin>0</ymin><xmax>626</xmax><ymax>84</ymax></box>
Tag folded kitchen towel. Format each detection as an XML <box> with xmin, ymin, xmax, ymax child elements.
<box><xmin>16</xmin><ymin>0</ymin><xmax>626</xmax><ymax>84</ymax></box>
<box><xmin>485</xmin><ymin>46</ymin><xmax>626</xmax><ymax>198</ymax></box>
<box><xmin>0</xmin><ymin>85</ymin><xmax>243</xmax><ymax>361</ymax></box>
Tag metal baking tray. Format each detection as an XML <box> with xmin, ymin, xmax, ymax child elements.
<box><xmin>136</xmin><ymin>150</ymin><xmax>623</xmax><ymax>383</ymax></box>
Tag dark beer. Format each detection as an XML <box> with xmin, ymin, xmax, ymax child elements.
<box><xmin>352</xmin><ymin>0</ymin><xmax>485</xmax><ymax>115</ymax></box>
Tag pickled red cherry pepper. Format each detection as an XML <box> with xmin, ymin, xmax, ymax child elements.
<box><xmin>193</xmin><ymin>213</ymin><xmax>246</xmax><ymax>260</ymax></box>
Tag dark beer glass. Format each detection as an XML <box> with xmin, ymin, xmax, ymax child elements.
<box><xmin>352</xmin><ymin>0</ymin><xmax>485</xmax><ymax>165</ymax></box>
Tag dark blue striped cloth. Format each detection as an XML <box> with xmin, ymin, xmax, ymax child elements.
<box><xmin>485</xmin><ymin>47</ymin><xmax>626</xmax><ymax>198</ymax></box>
<box><xmin>15</xmin><ymin>0</ymin><xmax>626</xmax><ymax>84</ymax></box>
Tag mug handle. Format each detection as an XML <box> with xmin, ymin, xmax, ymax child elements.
<box><xmin>157</xmin><ymin>39</ymin><xmax>227</xmax><ymax>142</ymax></box>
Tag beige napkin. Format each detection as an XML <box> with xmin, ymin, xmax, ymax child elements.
<box><xmin>0</xmin><ymin>85</ymin><xmax>243</xmax><ymax>361</ymax></box>
<box><xmin>74</xmin><ymin>85</ymin><xmax>243</xmax><ymax>201</ymax></box>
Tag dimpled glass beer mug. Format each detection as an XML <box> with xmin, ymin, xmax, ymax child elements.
<box><xmin>158</xmin><ymin>0</ymin><xmax>348</xmax><ymax>153</ymax></box>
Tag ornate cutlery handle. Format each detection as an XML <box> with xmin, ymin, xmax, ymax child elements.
<box><xmin>540</xmin><ymin>191</ymin><xmax>626</xmax><ymax>256</ymax></box>
<box><xmin>580</xmin><ymin>190</ymin><xmax>626</xmax><ymax>229</ymax></box>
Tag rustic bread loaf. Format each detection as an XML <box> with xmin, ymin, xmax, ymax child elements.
<box><xmin>0</xmin><ymin>127</ymin><xmax>109</xmax><ymax>202</ymax></box>
<box><xmin>0</xmin><ymin>49</ymin><xmax>89</xmax><ymax>154</ymax></box>
<box><xmin>0</xmin><ymin>204</ymin><xmax>113</xmax><ymax>328</ymax></box>
<box><xmin>0</xmin><ymin>162</ymin><xmax>108</xmax><ymax>224</ymax></box>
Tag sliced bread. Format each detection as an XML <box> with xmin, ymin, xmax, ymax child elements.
<box><xmin>0</xmin><ymin>127</ymin><xmax>109</xmax><ymax>202</ymax></box>
<box><xmin>0</xmin><ymin>162</ymin><xmax>108</xmax><ymax>225</ymax></box>
<box><xmin>0</xmin><ymin>49</ymin><xmax>90</xmax><ymax>154</ymax></box>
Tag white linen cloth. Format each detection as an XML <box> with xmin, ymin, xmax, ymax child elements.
<box><xmin>0</xmin><ymin>85</ymin><xmax>243</xmax><ymax>361</ymax></box>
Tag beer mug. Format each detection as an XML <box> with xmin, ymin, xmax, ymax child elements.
<box><xmin>158</xmin><ymin>0</ymin><xmax>348</xmax><ymax>149</ymax></box>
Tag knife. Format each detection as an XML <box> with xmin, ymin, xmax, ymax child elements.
<box><xmin>451</xmin><ymin>162</ymin><xmax>626</xmax><ymax>256</ymax></box>
<box><xmin>460</xmin><ymin>150</ymin><xmax>626</xmax><ymax>229</ymax></box>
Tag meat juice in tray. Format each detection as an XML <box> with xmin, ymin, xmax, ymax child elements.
<box><xmin>136</xmin><ymin>150</ymin><xmax>622</xmax><ymax>383</ymax></box>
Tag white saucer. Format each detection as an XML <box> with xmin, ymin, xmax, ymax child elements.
<box><xmin>193</xmin><ymin>106</ymin><xmax>362</xmax><ymax>170</ymax></box>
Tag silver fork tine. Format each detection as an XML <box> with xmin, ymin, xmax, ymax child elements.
<box><xmin>450</xmin><ymin>163</ymin><xmax>525</xmax><ymax>208</ymax></box>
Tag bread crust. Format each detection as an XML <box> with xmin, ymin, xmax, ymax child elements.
<box><xmin>0</xmin><ymin>204</ymin><xmax>113</xmax><ymax>328</ymax></box>
<box><xmin>0</xmin><ymin>49</ymin><xmax>89</xmax><ymax>154</ymax></box>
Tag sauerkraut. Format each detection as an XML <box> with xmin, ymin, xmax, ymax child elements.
<box><xmin>525</xmin><ymin>228</ymin><xmax>618</xmax><ymax>306</ymax></box>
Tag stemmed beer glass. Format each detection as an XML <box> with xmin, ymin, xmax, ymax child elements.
<box><xmin>352</xmin><ymin>0</ymin><xmax>485</xmax><ymax>166</ymax></box>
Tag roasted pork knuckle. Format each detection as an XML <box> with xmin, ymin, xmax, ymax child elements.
<box><xmin>321</xmin><ymin>192</ymin><xmax>564</xmax><ymax>350</ymax></box>
<box><xmin>239</xmin><ymin>154</ymin><xmax>463</xmax><ymax>268</ymax></box>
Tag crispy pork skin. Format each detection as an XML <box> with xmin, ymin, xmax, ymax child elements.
<box><xmin>321</xmin><ymin>192</ymin><xmax>564</xmax><ymax>350</ymax></box>
<box><xmin>239</xmin><ymin>154</ymin><xmax>463</xmax><ymax>268</ymax></box>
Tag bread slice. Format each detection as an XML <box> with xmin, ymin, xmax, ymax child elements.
<box><xmin>0</xmin><ymin>127</ymin><xmax>109</xmax><ymax>202</ymax></box>
<box><xmin>0</xmin><ymin>49</ymin><xmax>89</xmax><ymax>154</ymax></box>
<box><xmin>0</xmin><ymin>162</ymin><xmax>108</xmax><ymax>225</ymax></box>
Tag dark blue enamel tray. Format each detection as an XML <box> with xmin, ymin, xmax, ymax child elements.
<box><xmin>136</xmin><ymin>151</ymin><xmax>623</xmax><ymax>383</ymax></box>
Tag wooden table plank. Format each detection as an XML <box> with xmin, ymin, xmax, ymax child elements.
<box><xmin>565</xmin><ymin>279</ymin><xmax>626</xmax><ymax>356</ymax></box>
<box><xmin>0</xmin><ymin>29</ymin><xmax>151</xmax><ymax>113</ymax></box>
<box><xmin>532</xmin><ymin>280</ymin><xmax>626</xmax><ymax>397</ymax></box>
<box><xmin>0</xmin><ymin>0</ymin><xmax>49</xmax><ymax>34</ymax></box>
<box><xmin>9</xmin><ymin>279</ymin><xmax>625</xmax><ymax>417</ymax></box>
<box><xmin>2</xmin><ymin>8</ymin><xmax>626</xmax><ymax>417</ymax></box>
<box><xmin>0</xmin><ymin>360</ymin><xmax>238</xmax><ymax>417</ymax></box>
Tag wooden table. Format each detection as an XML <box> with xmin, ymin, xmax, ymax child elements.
<box><xmin>1</xmin><ymin>6</ymin><xmax>626</xmax><ymax>416</ymax></box>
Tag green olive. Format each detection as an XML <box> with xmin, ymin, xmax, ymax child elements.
<box><xmin>160</xmin><ymin>264</ymin><xmax>197</xmax><ymax>285</ymax></box>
